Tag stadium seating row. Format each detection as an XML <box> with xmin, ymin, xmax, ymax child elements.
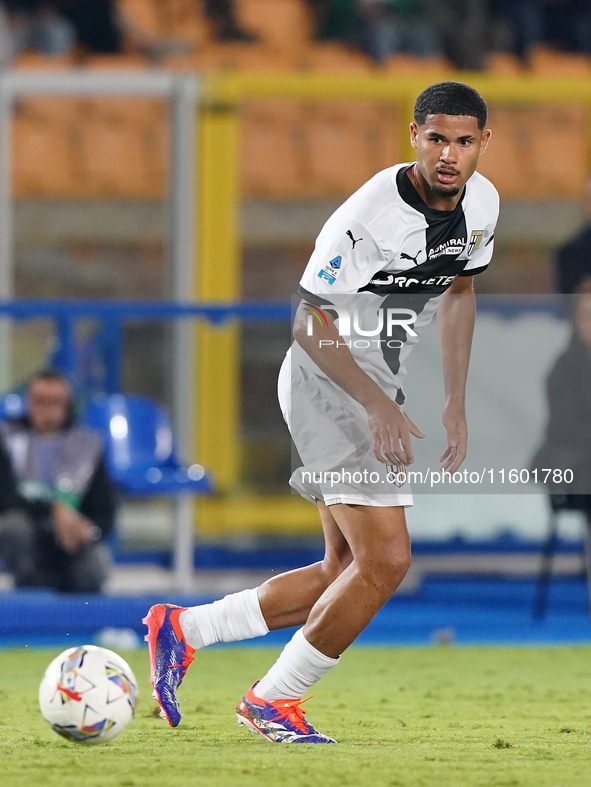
<box><xmin>11</xmin><ymin>96</ymin><xmax>587</xmax><ymax>199</ymax></box>
<box><xmin>102</xmin><ymin>0</ymin><xmax>591</xmax><ymax>77</ymax></box>
<box><xmin>13</xmin><ymin>97</ymin><xmax>168</xmax><ymax>198</ymax></box>
<box><xmin>13</xmin><ymin>0</ymin><xmax>591</xmax><ymax>76</ymax></box>
<box><xmin>121</xmin><ymin>0</ymin><xmax>311</xmax><ymax>53</ymax></box>
<box><xmin>6</xmin><ymin>0</ymin><xmax>591</xmax><ymax>199</ymax></box>
<box><xmin>15</xmin><ymin>44</ymin><xmax>591</xmax><ymax>78</ymax></box>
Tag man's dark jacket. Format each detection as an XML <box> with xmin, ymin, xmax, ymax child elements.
<box><xmin>0</xmin><ymin>417</ymin><xmax>116</xmax><ymax>537</ymax></box>
<box><xmin>531</xmin><ymin>336</ymin><xmax>591</xmax><ymax>497</ymax></box>
<box><xmin>556</xmin><ymin>225</ymin><xmax>591</xmax><ymax>294</ymax></box>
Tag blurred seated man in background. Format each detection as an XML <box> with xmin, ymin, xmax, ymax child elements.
<box><xmin>531</xmin><ymin>289</ymin><xmax>591</xmax><ymax>506</ymax></box>
<box><xmin>555</xmin><ymin>175</ymin><xmax>591</xmax><ymax>295</ymax></box>
<box><xmin>0</xmin><ymin>370</ymin><xmax>116</xmax><ymax>593</ymax></box>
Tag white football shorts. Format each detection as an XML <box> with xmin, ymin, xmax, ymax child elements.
<box><xmin>278</xmin><ymin>350</ymin><xmax>413</xmax><ymax>508</ymax></box>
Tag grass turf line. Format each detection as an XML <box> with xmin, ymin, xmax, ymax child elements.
<box><xmin>1</xmin><ymin>646</ymin><xmax>591</xmax><ymax>787</ymax></box>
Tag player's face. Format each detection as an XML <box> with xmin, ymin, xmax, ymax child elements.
<box><xmin>410</xmin><ymin>114</ymin><xmax>491</xmax><ymax>200</ymax></box>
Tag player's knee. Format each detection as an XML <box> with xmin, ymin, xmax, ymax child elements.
<box><xmin>321</xmin><ymin>536</ymin><xmax>353</xmax><ymax>583</ymax></box>
<box><xmin>358</xmin><ymin>547</ymin><xmax>411</xmax><ymax>592</ymax></box>
<box><xmin>321</xmin><ymin>552</ymin><xmax>353</xmax><ymax>585</ymax></box>
<box><xmin>393</xmin><ymin>550</ymin><xmax>412</xmax><ymax>579</ymax></box>
<box><xmin>382</xmin><ymin>550</ymin><xmax>411</xmax><ymax>586</ymax></box>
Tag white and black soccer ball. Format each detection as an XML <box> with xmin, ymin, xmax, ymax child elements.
<box><xmin>38</xmin><ymin>645</ymin><xmax>139</xmax><ymax>744</ymax></box>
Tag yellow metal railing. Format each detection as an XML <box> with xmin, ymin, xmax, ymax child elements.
<box><xmin>196</xmin><ymin>100</ymin><xmax>241</xmax><ymax>491</ymax></box>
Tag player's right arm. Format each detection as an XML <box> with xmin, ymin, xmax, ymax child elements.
<box><xmin>293</xmin><ymin>304</ymin><xmax>424</xmax><ymax>465</ymax></box>
<box><xmin>293</xmin><ymin>214</ymin><xmax>425</xmax><ymax>465</ymax></box>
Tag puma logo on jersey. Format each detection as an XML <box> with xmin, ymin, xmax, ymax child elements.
<box><xmin>346</xmin><ymin>230</ymin><xmax>363</xmax><ymax>249</ymax></box>
<box><xmin>400</xmin><ymin>250</ymin><xmax>422</xmax><ymax>266</ymax></box>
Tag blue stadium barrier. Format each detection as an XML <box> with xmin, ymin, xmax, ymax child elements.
<box><xmin>3</xmin><ymin>577</ymin><xmax>591</xmax><ymax>648</ymax></box>
<box><xmin>0</xmin><ymin>299</ymin><xmax>292</xmax><ymax>397</ymax></box>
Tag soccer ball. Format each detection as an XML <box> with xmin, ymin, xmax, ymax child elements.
<box><xmin>38</xmin><ymin>645</ymin><xmax>139</xmax><ymax>744</ymax></box>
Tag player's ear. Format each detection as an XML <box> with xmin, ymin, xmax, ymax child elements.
<box><xmin>479</xmin><ymin>128</ymin><xmax>492</xmax><ymax>155</ymax></box>
<box><xmin>409</xmin><ymin>122</ymin><xmax>419</xmax><ymax>149</ymax></box>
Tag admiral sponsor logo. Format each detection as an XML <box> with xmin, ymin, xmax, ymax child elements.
<box><xmin>369</xmin><ymin>273</ymin><xmax>456</xmax><ymax>288</ymax></box>
<box><xmin>428</xmin><ymin>237</ymin><xmax>465</xmax><ymax>260</ymax></box>
<box><xmin>317</xmin><ymin>254</ymin><xmax>344</xmax><ymax>285</ymax></box>
<box><xmin>467</xmin><ymin>230</ymin><xmax>484</xmax><ymax>256</ymax></box>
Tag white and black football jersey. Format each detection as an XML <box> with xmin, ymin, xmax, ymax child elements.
<box><xmin>292</xmin><ymin>162</ymin><xmax>499</xmax><ymax>402</ymax></box>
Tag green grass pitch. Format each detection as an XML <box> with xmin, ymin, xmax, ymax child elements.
<box><xmin>2</xmin><ymin>645</ymin><xmax>591</xmax><ymax>787</ymax></box>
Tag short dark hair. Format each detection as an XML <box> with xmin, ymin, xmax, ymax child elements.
<box><xmin>29</xmin><ymin>369</ymin><xmax>70</xmax><ymax>388</ymax></box>
<box><xmin>414</xmin><ymin>82</ymin><xmax>488</xmax><ymax>131</ymax></box>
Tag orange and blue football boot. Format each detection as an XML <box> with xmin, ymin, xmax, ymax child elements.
<box><xmin>236</xmin><ymin>682</ymin><xmax>336</xmax><ymax>743</ymax></box>
<box><xmin>143</xmin><ymin>603</ymin><xmax>195</xmax><ymax>727</ymax></box>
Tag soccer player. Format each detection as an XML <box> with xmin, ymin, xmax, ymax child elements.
<box><xmin>144</xmin><ymin>81</ymin><xmax>498</xmax><ymax>743</ymax></box>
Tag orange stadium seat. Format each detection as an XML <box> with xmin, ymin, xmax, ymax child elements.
<box><xmin>16</xmin><ymin>97</ymin><xmax>81</xmax><ymax>126</ymax></box>
<box><xmin>160</xmin><ymin>52</ymin><xmax>199</xmax><ymax>71</ymax></box>
<box><xmin>241</xmin><ymin>99</ymin><xmax>400</xmax><ymax>198</ymax></box>
<box><xmin>82</xmin><ymin>53</ymin><xmax>150</xmax><ymax>69</ymax></box>
<box><xmin>12</xmin><ymin>94</ymin><xmax>168</xmax><ymax>198</ymax></box>
<box><xmin>75</xmin><ymin>102</ymin><xmax>167</xmax><ymax>197</ymax></box>
<box><xmin>195</xmin><ymin>41</ymin><xmax>296</xmax><ymax>70</ymax></box>
<box><xmin>12</xmin><ymin>51</ymin><xmax>75</xmax><ymax>70</ymax></box>
<box><xmin>118</xmin><ymin>0</ymin><xmax>162</xmax><ymax>36</ymax></box>
<box><xmin>298</xmin><ymin>42</ymin><xmax>370</xmax><ymax>73</ymax></box>
<box><xmin>140</xmin><ymin>119</ymin><xmax>169</xmax><ymax>196</ymax></box>
<box><xmin>529</xmin><ymin>46</ymin><xmax>591</xmax><ymax>76</ymax></box>
<box><xmin>157</xmin><ymin>0</ymin><xmax>209</xmax><ymax>45</ymax></box>
<box><xmin>302</xmin><ymin>102</ymin><xmax>400</xmax><ymax>197</ymax></box>
<box><xmin>235</xmin><ymin>0</ymin><xmax>312</xmax><ymax>53</ymax></box>
<box><xmin>384</xmin><ymin>54</ymin><xmax>449</xmax><ymax>76</ymax></box>
<box><xmin>81</xmin><ymin>97</ymin><xmax>165</xmax><ymax>128</ymax></box>
<box><xmin>478</xmin><ymin>103</ymin><xmax>587</xmax><ymax>197</ymax></box>
<box><xmin>12</xmin><ymin>97</ymin><xmax>83</xmax><ymax>197</ymax></box>
<box><xmin>241</xmin><ymin>100</ymin><xmax>307</xmax><ymax>196</ymax></box>
<box><xmin>164</xmin><ymin>39</ymin><xmax>296</xmax><ymax>72</ymax></box>
<box><xmin>13</xmin><ymin>112</ymin><xmax>79</xmax><ymax>197</ymax></box>
<box><xmin>485</xmin><ymin>52</ymin><xmax>522</xmax><ymax>75</ymax></box>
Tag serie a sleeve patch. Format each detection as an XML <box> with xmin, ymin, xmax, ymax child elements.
<box><xmin>317</xmin><ymin>255</ymin><xmax>347</xmax><ymax>285</ymax></box>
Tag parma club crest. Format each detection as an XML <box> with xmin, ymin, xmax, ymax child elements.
<box><xmin>386</xmin><ymin>462</ymin><xmax>407</xmax><ymax>488</ymax></box>
<box><xmin>467</xmin><ymin>230</ymin><xmax>484</xmax><ymax>256</ymax></box>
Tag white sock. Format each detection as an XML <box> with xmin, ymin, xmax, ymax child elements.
<box><xmin>179</xmin><ymin>587</ymin><xmax>269</xmax><ymax>649</ymax></box>
<box><xmin>254</xmin><ymin>628</ymin><xmax>339</xmax><ymax>702</ymax></box>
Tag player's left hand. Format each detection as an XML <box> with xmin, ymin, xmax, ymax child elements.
<box><xmin>439</xmin><ymin>401</ymin><xmax>468</xmax><ymax>473</ymax></box>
